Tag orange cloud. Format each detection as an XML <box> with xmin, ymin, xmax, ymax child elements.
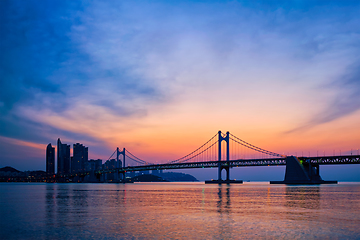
<box><xmin>0</xmin><ymin>136</ymin><xmax>47</xmax><ymax>150</ymax></box>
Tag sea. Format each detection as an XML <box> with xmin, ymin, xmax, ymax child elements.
<box><xmin>1</xmin><ymin>182</ymin><xmax>360</xmax><ymax>239</ymax></box>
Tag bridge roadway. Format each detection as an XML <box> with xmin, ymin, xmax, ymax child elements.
<box><xmin>97</xmin><ymin>154</ymin><xmax>360</xmax><ymax>175</ymax></box>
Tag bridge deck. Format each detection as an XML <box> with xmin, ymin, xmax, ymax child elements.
<box><xmin>96</xmin><ymin>155</ymin><xmax>360</xmax><ymax>175</ymax></box>
<box><xmin>299</xmin><ymin>155</ymin><xmax>360</xmax><ymax>165</ymax></box>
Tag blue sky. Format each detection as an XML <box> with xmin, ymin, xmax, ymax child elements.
<box><xmin>1</xmin><ymin>0</ymin><xmax>360</xmax><ymax>181</ymax></box>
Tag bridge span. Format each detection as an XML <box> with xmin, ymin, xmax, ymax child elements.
<box><xmin>101</xmin><ymin>155</ymin><xmax>360</xmax><ymax>173</ymax></box>
<box><xmin>61</xmin><ymin>131</ymin><xmax>360</xmax><ymax>184</ymax></box>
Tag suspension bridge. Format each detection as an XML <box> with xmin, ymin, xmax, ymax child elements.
<box><xmin>90</xmin><ymin>130</ymin><xmax>359</xmax><ymax>184</ymax></box>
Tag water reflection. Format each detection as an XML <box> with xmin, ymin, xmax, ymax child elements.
<box><xmin>283</xmin><ymin>186</ymin><xmax>321</xmax><ymax>222</ymax></box>
<box><xmin>46</xmin><ymin>185</ymin><xmax>93</xmax><ymax>228</ymax></box>
<box><xmin>71</xmin><ymin>187</ymin><xmax>89</xmax><ymax>227</ymax></box>
<box><xmin>216</xmin><ymin>185</ymin><xmax>233</xmax><ymax>240</ymax></box>
<box><xmin>285</xmin><ymin>186</ymin><xmax>320</xmax><ymax>209</ymax></box>
<box><xmin>16</xmin><ymin>183</ymin><xmax>357</xmax><ymax>239</ymax></box>
<box><xmin>56</xmin><ymin>185</ymin><xmax>71</xmax><ymax>227</ymax></box>
<box><xmin>45</xmin><ymin>184</ymin><xmax>56</xmax><ymax>227</ymax></box>
<box><xmin>217</xmin><ymin>185</ymin><xmax>231</xmax><ymax>214</ymax></box>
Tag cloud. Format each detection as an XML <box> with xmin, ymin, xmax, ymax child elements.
<box><xmin>0</xmin><ymin>136</ymin><xmax>46</xmax><ymax>150</ymax></box>
<box><xmin>0</xmin><ymin>0</ymin><xmax>165</xmax><ymax>139</ymax></box>
<box><xmin>0</xmin><ymin>0</ymin><xmax>163</xmax><ymax>112</ymax></box>
<box><xmin>318</xmin><ymin>63</ymin><xmax>360</xmax><ymax>123</ymax></box>
<box><xmin>286</xmin><ymin>58</ymin><xmax>360</xmax><ymax>134</ymax></box>
<box><xmin>1</xmin><ymin>0</ymin><xmax>360</xmax><ymax>169</ymax></box>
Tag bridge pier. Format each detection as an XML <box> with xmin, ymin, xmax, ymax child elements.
<box><xmin>121</xmin><ymin>171</ymin><xmax>126</xmax><ymax>183</ymax></box>
<box><xmin>206</xmin><ymin>131</ymin><xmax>243</xmax><ymax>184</ymax></box>
<box><xmin>270</xmin><ymin>156</ymin><xmax>337</xmax><ymax>184</ymax></box>
<box><xmin>226</xmin><ymin>166</ymin><xmax>230</xmax><ymax>181</ymax></box>
<box><xmin>117</xmin><ymin>147</ymin><xmax>127</xmax><ymax>183</ymax></box>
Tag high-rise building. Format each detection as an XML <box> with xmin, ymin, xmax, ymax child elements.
<box><xmin>86</xmin><ymin>159</ymin><xmax>103</xmax><ymax>171</ymax></box>
<box><xmin>46</xmin><ymin>143</ymin><xmax>55</xmax><ymax>175</ymax></box>
<box><xmin>72</xmin><ymin>143</ymin><xmax>88</xmax><ymax>173</ymax></box>
<box><xmin>57</xmin><ymin>138</ymin><xmax>70</xmax><ymax>175</ymax></box>
<box><xmin>103</xmin><ymin>159</ymin><xmax>117</xmax><ymax>170</ymax></box>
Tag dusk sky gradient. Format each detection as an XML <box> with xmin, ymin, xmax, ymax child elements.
<box><xmin>1</xmin><ymin>0</ymin><xmax>359</xmax><ymax>180</ymax></box>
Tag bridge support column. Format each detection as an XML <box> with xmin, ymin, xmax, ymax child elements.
<box><xmin>226</xmin><ymin>167</ymin><xmax>230</xmax><ymax>181</ymax></box>
<box><xmin>218</xmin><ymin>131</ymin><xmax>223</xmax><ymax>182</ymax></box>
<box><xmin>121</xmin><ymin>171</ymin><xmax>126</xmax><ymax>182</ymax></box>
<box><xmin>117</xmin><ymin>148</ymin><xmax>127</xmax><ymax>183</ymax></box>
<box><xmin>270</xmin><ymin>156</ymin><xmax>337</xmax><ymax>184</ymax></box>
<box><xmin>206</xmin><ymin>131</ymin><xmax>242</xmax><ymax>184</ymax></box>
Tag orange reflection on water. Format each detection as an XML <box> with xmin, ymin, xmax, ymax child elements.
<box><xmin>3</xmin><ymin>182</ymin><xmax>359</xmax><ymax>239</ymax></box>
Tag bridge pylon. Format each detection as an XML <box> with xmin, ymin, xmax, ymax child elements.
<box><xmin>218</xmin><ymin>131</ymin><xmax>229</xmax><ymax>181</ymax></box>
<box><xmin>206</xmin><ymin>131</ymin><xmax>243</xmax><ymax>184</ymax></box>
<box><xmin>117</xmin><ymin>147</ymin><xmax>126</xmax><ymax>182</ymax></box>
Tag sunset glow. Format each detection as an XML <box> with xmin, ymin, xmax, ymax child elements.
<box><xmin>1</xmin><ymin>1</ymin><xmax>359</xmax><ymax>179</ymax></box>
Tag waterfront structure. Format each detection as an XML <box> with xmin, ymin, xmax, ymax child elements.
<box><xmin>72</xmin><ymin>143</ymin><xmax>88</xmax><ymax>173</ymax></box>
<box><xmin>152</xmin><ymin>170</ymin><xmax>163</xmax><ymax>175</ymax></box>
<box><xmin>103</xmin><ymin>159</ymin><xmax>117</xmax><ymax>170</ymax></box>
<box><xmin>46</xmin><ymin>143</ymin><xmax>55</xmax><ymax>175</ymax></box>
<box><xmin>102</xmin><ymin>159</ymin><xmax>122</xmax><ymax>182</ymax></box>
<box><xmin>50</xmin><ymin>131</ymin><xmax>360</xmax><ymax>184</ymax></box>
<box><xmin>98</xmin><ymin>131</ymin><xmax>359</xmax><ymax>184</ymax></box>
<box><xmin>57</xmin><ymin>138</ymin><xmax>70</xmax><ymax>175</ymax></box>
<box><xmin>87</xmin><ymin>159</ymin><xmax>102</xmax><ymax>171</ymax></box>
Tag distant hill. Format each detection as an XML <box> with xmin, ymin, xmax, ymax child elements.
<box><xmin>131</xmin><ymin>174</ymin><xmax>168</xmax><ymax>182</ymax></box>
<box><xmin>0</xmin><ymin>166</ymin><xmax>25</xmax><ymax>179</ymax></box>
<box><xmin>131</xmin><ymin>172</ymin><xmax>198</xmax><ymax>182</ymax></box>
<box><xmin>0</xmin><ymin>166</ymin><xmax>22</xmax><ymax>173</ymax></box>
<box><xmin>154</xmin><ymin>172</ymin><xmax>198</xmax><ymax>182</ymax></box>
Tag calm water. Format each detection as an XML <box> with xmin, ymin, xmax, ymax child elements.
<box><xmin>1</xmin><ymin>182</ymin><xmax>360</xmax><ymax>239</ymax></box>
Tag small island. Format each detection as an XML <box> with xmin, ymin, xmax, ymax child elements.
<box><xmin>131</xmin><ymin>172</ymin><xmax>198</xmax><ymax>182</ymax></box>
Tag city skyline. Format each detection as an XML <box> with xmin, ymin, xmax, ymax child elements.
<box><xmin>1</xmin><ymin>1</ymin><xmax>360</xmax><ymax>180</ymax></box>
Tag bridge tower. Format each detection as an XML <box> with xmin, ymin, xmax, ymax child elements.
<box><xmin>206</xmin><ymin>131</ymin><xmax>242</xmax><ymax>184</ymax></box>
<box><xmin>218</xmin><ymin>131</ymin><xmax>230</xmax><ymax>182</ymax></box>
<box><xmin>117</xmin><ymin>147</ymin><xmax>126</xmax><ymax>182</ymax></box>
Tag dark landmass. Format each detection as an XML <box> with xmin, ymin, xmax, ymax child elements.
<box><xmin>0</xmin><ymin>166</ymin><xmax>21</xmax><ymax>173</ymax></box>
<box><xmin>131</xmin><ymin>174</ymin><xmax>168</xmax><ymax>182</ymax></box>
<box><xmin>130</xmin><ymin>172</ymin><xmax>198</xmax><ymax>182</ymax></box>
<box><xmin>0</xmin><ymin>166</ymin><xmax>198</xmax><ymax>183</ymax></box>
<box><xmin>0</xmin><ymin>166</ymin><xmax>47</xmax><ymax>182</ymax></box>
<box><xmin>154</xmin><ymin>172</ymin><xmax>198</xmax><ymax>182</ymax></box>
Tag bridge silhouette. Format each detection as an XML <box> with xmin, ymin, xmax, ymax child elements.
<box><xmin>68</xmin><ymin>131</ymin><xmax>360</xmax><ymax>184</ymax></box>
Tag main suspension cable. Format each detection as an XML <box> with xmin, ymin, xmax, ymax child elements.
<box><xmin>168</xmin><ymin>133</ymin><xmax>218</xmax><ymax>163</ymax></box>
<box><xmin>229</xmin><ymin>134</ymin><xmax>284</xmax><ymax>157</ymax></box>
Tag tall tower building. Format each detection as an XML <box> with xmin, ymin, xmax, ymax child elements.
<box><xmin>46</xmin><ymin>143</ymin><xmax>55</xmax><ymax>175</ymax></box>
<box><xmin>57</xmin><ymin>138</ymin><xmax>70</xmax><ymax>175</ymax></box>
<box><xmin>72</xmin><ymin>143</ymin><xmax>88</xmax><ymax>173</ymax></box>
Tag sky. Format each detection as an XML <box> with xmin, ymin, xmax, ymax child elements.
<box><xmin>1</xmin><ymin>0</ymin><xmax>360</xmax><ymax>181</ymax></box>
